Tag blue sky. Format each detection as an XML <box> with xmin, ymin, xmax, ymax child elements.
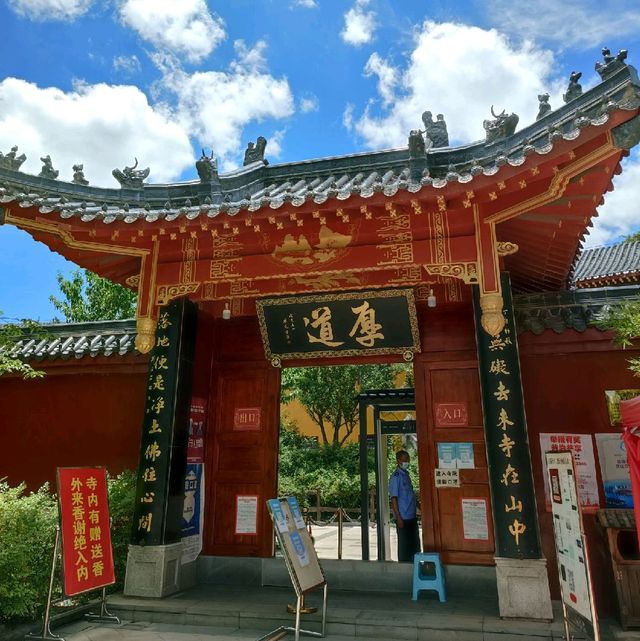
<box><xmin>1</xmin><ymin>0</ymin><xmax>640</xmax><ymax>321</ymax></box>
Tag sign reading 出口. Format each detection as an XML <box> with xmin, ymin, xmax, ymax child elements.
<box><xmin>234</xmin><ymin>407</ymin><xmax>262</xmax><ymax>431</ymax></box>
<box><xmin>57</xmin><ymin>467</ymin><xmax>115</xmax><ymax>596</ymax></box>
<box><xmin>256</xmin><ymin>289</ymin><xmax>420</xmax><ymax>362</ymax></box>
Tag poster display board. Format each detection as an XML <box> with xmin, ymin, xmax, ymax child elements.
<box><xmin>540</xmin><ymin>434</ymin><xmax>599</xmax><ymax>512</ymax></box>
<box><xmin>57</xmin><ymin>466</ymin><xmax>115</xmax><ymax>596</ymax></box>
<box><xmin>461</xmin><ymin>498</ymin><xmax>489</xmax><ymax>541</ymax></box>
<box><xmin>267</xmin><ymin>497</ymin><xmax>325</xmax><ymax>594</ymax></box>
<box><xmin>595</xmin><ymin>433</ymin><xmax>633</xmax><ymax>508</ymax></box>
<box><xmin>545</xmin><ymin>451</ymin><xmax>600</xmax><ymax>641</ymax></box>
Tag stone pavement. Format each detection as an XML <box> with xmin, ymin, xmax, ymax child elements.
<box><xmin>50</xmin><ymin>584</ymin><xmax>640</xmax><ymax>641</ymax></box>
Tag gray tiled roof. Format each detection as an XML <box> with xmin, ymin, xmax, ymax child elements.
<box><xmin>0</xmin><ymin>62</ymin><xmax>638</xmax><ymax>224</ymax></box>
<box><xmin>4</xmin><ymin>319</ymin><xmax>138</xmax><ymax>362</ymax></box>
<box><xmin>513</xmin><ymin>285</ymin><xmax>640</xmax><ymax>334</ymax></box>
<box><xmin>572</xmin><ymin>241</ymin><xmax>640</xmax><ymax>286</ymax></box>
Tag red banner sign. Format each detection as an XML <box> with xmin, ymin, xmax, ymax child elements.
<box><xmin>57</xmin><ymin>467</ymin><xmax>115</xmax><ymax>596</ymax></box>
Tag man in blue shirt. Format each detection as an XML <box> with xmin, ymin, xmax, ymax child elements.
<box><xmin>389</xmin><ymin>450</ymin><xmax>420</xmax><ymax>562</ymax></box>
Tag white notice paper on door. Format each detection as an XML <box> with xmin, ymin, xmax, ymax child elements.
<box><xmin>235</xmin><ymin>495</ymin><xmax>258</xmax><ymax>535</ymax></box>
<box><xmin>461</xmin><ymin>498</ymin><xmax>489</xmax><ymax>541</ymax></box>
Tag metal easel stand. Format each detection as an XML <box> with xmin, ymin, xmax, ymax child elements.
<box><xmin>258</xmin><ymin>584</ymin><xmax>328</xmax><ymax>641</ymax></box>
<box><xmin>26</xmin><ymin>527</ymin><xmax>64</xmax><ymax>641</ymax></box>
<box><xmin>84</xmin><ymin>587</ymin><xmax>120</xmax><ymax>624</ymax></box>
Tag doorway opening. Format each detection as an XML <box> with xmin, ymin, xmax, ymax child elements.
<box><xmin>277</xmin><ymin>363</ymin><xmax>419</xmax><ymax>562</ymax></box>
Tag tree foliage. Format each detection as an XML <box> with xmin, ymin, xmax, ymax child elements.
<box><xmin>50</xmin><ymin>269</ymin><xmax>137</xmax><ymax>322</ymax></box>
<box><xmin>281</xmin><ymin>364</ymin><xmax>411</xmax><ymax>446</ymax></box>
<box><xmin>0</xmin><ymin>314</ymin><xmax>45</xmax><ymax>379</ymax></box>
<box><xmin>597</xmin><ymin>298</ymin><xmax>640</xmax><ymax>376</ymax></box>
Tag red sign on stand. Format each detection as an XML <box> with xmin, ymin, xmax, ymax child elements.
<box><xmin>57</xmin><ymin>467</ymin><xmax>115</xmax><ymax>596</ymax></box>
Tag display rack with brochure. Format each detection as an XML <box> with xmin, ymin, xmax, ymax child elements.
<box><xmin>260</xmin><ymin>497</ymin><xmax>327</xmax><ymax>641</ymax></box>
<box><xmin>545</xmin><ymin>451</ymin><xmax>600</xmax><ymax>641</ymax></box>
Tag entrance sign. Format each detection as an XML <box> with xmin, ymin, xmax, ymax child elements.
<box><xmin>57</xmin><ymin>467</ymin><xmax>115</xmax><ymax>596</ymax></box>
<box><xmin>546</xmin><ymin>451</ymin><xmax>600</xmax><ymax>641</ymax></box>
<box><xmin>235</xmin><ymin>495</ymin><xmax>259</xmax><ymax>535</ymax></box>
<box><xmin>256</xmin><ymin>288</ymin><xmax>420</xmax><ymax>363</ymax></box>
<box><xmin>461</xmin><ymin>498</ymin><xmax>489</xmax><ymax>541</ymax></box>
<box><xmin>540</xmin><ymin>434</ymin><xmax>599</xmax><ymax>512</ymax></box>
<box><xmin>435</xmin><ymin>402</ymin><xmax>468</xmax><ymax>427</ymax></box>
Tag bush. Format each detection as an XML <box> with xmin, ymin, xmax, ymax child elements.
<box><xmin>0</xmin><ymin>481</ymin><xmax>57</xmax><ymax>622</ymax></box>
<box><xmin>0</xmin><ymin>470</ymin><xmax>136</xmax><ymax>624</ymax></box>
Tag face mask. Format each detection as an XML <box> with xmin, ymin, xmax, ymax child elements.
<box><xmin>400</xmin><ymin>462</ymin><xmax>410</xmax><ymax>470</ymax></box>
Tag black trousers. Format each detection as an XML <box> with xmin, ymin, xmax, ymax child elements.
<box><xmin>397</xmin><ymin>518</ymin><xmax>420</xmax><ymax>563</ymax></box>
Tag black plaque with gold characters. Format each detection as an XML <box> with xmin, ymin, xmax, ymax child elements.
<box><xmin>256</xmin><ymin>288</ymin><xmax>420</xmax><ymax>364</ymax></box>
<box><xmin>472</xmin><ymin>273</ymin><xmax>542</xmax><ymax>559</ymax></box>
<box><xmin>131</xmin><ymin>298</ymin><xmax>197</xmax><ymax>546</ymax></box>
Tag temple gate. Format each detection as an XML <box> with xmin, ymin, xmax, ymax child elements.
<box><xmin>2</xmin><ymin>50</ymin><xmax>640</xmax><ymax>619</ymax></box>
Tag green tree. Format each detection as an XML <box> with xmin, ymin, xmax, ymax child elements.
<box><xmin>281</xmin><ymin>364</ymin><xmax>410</xmax><ymax>446</ymax></box>
<box><xmin>597</xmin><ymin>298</ymin><xmax>640</xmax><ymax>376</ymax></box>
<box><xmin>623</xmin><ymin>230</ymin><xmax>640</xmax><ymax>243</ymax></box>
<box><xmin>0</xmin><ymin>314</ymin><xmax>45</xmax><ymax>379</ymax></box>
<box><xmin>50</xmin><ymin>268</ymin><xmax>137</xmax><ymax>322</ymax></box>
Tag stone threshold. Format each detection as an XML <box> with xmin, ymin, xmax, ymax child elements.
<box><xmin>103</xmin><ymin>584</ymin><xmax>631</xmax><ymax>641</ymax></box>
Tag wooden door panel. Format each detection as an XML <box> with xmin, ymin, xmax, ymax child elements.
<box><xmin>204</xmin><ymin>359</ymin><xmax>280</xmax><ymax>557</ymax></box>
<box><xmin>415</xmin><ymin>360</ymin><xmax>495</xmax><ymax>564</ymax></box>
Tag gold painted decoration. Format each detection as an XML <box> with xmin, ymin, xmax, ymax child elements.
<box><xmin>156</xmin><ymin>283</ymin><xmax>201</xmax><ymax>307</ymax></box>
<box><xmin>135</xmin><ymin>317</ymin><xmax>158</xmax><ymax>354</ymax></box>
<box><xmin>496</xmin><ymin>242</ymin><xmax>519</xmax><ymax>257</ymax></box>
<box><xmin>479</xmin><ymin>292</ymin><xmax>506</xmax><ymax>337</ymax></box>
<box><xmin>424</xmin><ymin>262</ymin><xmax>478</xmax><ymax>284</ymax></box>
<box><xmin>271</xmin><ymin>224</ymin><xmax>352</xmax><ymax>265</ymax></box>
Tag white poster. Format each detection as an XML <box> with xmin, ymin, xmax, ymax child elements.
<box><xmin>235</xmin><ymin>495</ymin><xmax>258</xmax><ymax>535</ymax></box>
<box><xmin>546</xmin><ymin>452</ymin><xmax>598</xmax><ymax>638</ymax></box>
<box><xmin>539</xmin><ymin>434</ymin><xmax>599</xmax><ymax>512</ymax></box>
<box><xmin>461</xmin><ymin>498</ymin><xmax>489</xmax><ymax>541</ymax></box>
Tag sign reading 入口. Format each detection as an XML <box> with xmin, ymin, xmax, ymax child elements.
<box><xmin>256</xmin><ymin>289</ymin><xmax>420</xmax><ymax>362</ymax></box>
<box><xmin>57</xmin><ymin>466</ymin><xmax>115</xmax><ymax>596</ymax></box>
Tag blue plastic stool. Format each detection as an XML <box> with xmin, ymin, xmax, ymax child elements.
<box><xmin>412</xmin><ymin>552</ymin><xmax>446</xmax><ymax>602</ymax></box>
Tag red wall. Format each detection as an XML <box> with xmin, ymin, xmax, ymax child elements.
<box><xmin>0</xmin><ymin>357</ymin><xmax>147</xmax><ymax>490</ymax></box>
<box><xmin>519</xmin><ymin>328</ymin><xmax>640</xmax><ymax>615</ymax></box>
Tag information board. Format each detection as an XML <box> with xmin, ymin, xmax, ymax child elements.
<box><xmin>57</xmin><ymin>467</ymin><xmax>115</xmax><ymax>596</ymax></box>
<box><xmin>267</xmin><ymin>497</ymin><xmax>325</xmax><ymax>594</ymax></box>
<box><xmin>545</xmin><ymin>451</ymin><xmax>600</xmax><ymax>641</ymax></box>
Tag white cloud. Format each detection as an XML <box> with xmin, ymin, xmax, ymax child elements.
<box><xmin>112</xmin><ymin>54</ymin><xmax>141</xmax><ymax>75</ymax></box>
<box><xmin>7</xmin><ymin>0</ymin><xmax>92</xmax><ymax>21</ymax></box>
<box><xmin>118</xmin><ymin>0</ymin><xmax>225</xmax><ymax>64</ymax></box>
<box><xmin>364</xmin><ymin>53</ymin><xmax>398</xmax><ymax>108</ymax></box>
<box><xmin>487</xmin><ymin>0</ymin><xmax>640</xmax><ymax>49</ymax></box>
<box><xmin>347</xmin><ymin>21</ymin><xmax>561</xmax><ymax>149</ymax></box>
<box><xmin>268</xmin><ymin>129</ymin><xmax>287</xmax><ymax>159</ymax></box>
<box><xmin>583</xmin><ymin>153</ymin><xmax>640</xmax><ymax>247</ymax></box>
<box><xmin>0</xmin><ymin>78</ymin><xmax>193</xmax><ymax>187</ymax></box>
<box><xmin>299</xmin><ymin>94</ymin><xmax>319</xmax><ymax>113</ymax></box>
<box><xmin>341</xmin><ymin>0</ymin><xmax>376</xmax><ymax>47</ymax></box>
<box><xmin>155</xmin><ymin>40</ymin><xmax>295</xmax><ymax>170</ymax></box>
<box><xmin>292</xmin><ymin>0</ymin><xmax>317</xmax><ymax>7</ymax></box>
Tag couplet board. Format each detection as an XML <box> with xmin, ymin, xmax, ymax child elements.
<box><xmin>267</xmin><ymin>497</ymin><xmax>325</xmax><ymax>594</ymax></box>
<box><xmin>545</xmin><ymin>451</ymin><xmax>600</xmax><ymax>641</ymax></box>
